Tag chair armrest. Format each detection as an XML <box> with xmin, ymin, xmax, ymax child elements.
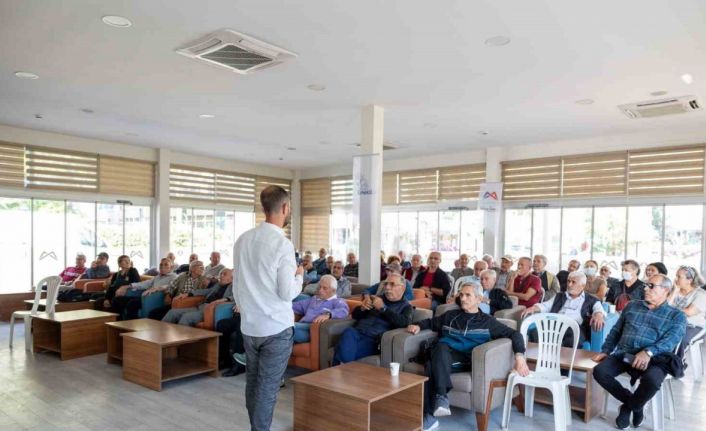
<box><xmin>318</xmin><ymin>318</ymin><xmax>356</xmax><ymax>369</ymax></box>
<box><xmin>392</xmin><ymin>329</ymin><xmax>438</xmax><ymax>372</ymax></box>
<box><xmin>471</xmin><ymin>338</ymin><xmax>514</xmax><ymax>412</ymax></box>
<box><xmin>76</xmin><ymin>278</ymin><xmax>109</xmax><ymax>293</ymax></box>
<box><xmin>379</xmin><ymin>328</ymin><xmax>409</xmax><ymax>368</ymax></box>
<box><xmin>309</xmin><ymin>320</ymin><xmax>323</xmax><ymax>370</ymax></box>
<box><xmin>345</xmin><ymin>299</ymin><xmax>362</xmax><ymax>316</ymax></box>
<box><xmin>172</xmin><ymin>295</ymin><xmax>205</xmax><ymax>309</ymax></box>
<box><xmin>588</xmin><ymin>312</ymin><xmax>620</xmax><ymax>352</ymax></box>
<box><xmin>141</xmin><ymin>291</ymin><xmax>166</xmax><ymax>317</ymax></box>
<box><xmin>412</xmin><ymin>288</ymin><xmax>426</xmax><ymax>300</ymax></box>
<box><xmin>410</xmin><ymin>298</ymin><xmax>431</xmax><ymax>310</ymax></box>
<box><xmin>493</xmin><ymin>306</ymin><xmax>525</xmax><ymax>328</ymax></box>
<box><xmin>201</xmin><ymin>301</ymin><xmax>234</xmax><ymax>330</ymax></box>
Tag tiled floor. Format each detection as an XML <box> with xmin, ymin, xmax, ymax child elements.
<box><xmin>0</xmin><ymin>322</ymin><xmax>703</xmax><ymax>430</ymax></box>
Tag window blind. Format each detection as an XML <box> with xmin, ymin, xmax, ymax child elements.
<box><xmin>398</xmin><ymin>168</ymin><xmax>438</xmax><ymax>204</ymax></box>
<box><xmin>562</xmin><ymin>152</ymin><xmax>627</xmax><ymax>197</ymax></box>
<box><xmin>99</xmin><ymin>156</ymin><xmax>155</xmax><ymax>197</ymax></box>
<box><xmin>300</xmin><ymin>178</ymin><xmax>331</xmax><ymax>252</ymax></box>
<box><xmin>382</xmin><ymin>172</ymin><xmax>398</xmax><ymax>205</ymax></box>
<box><xmin>438</xmin><ymin>164</ymin><xmax>486</xmax><ymax>201</ymax></box>
<box><xmin>169</xmin><ymin>165</ymin><xmax>256</xmax><ymax>206</ymax></box>
<box><xmin>330</xmin><ymin>177</ymin><xmax>353</xmax><ymax>207</ymax></box>
<box><xmin>0</xmin><ymin>141</ymin><xmax>25</xmax><ymax>188</ymax></box>
<box><xmin>502</xmin><ymin>158</ymin><xmax>561</xmax><ymax>200</ymax></box>
<box><xmin>628</xmin><ymin>145</ymin><xmax>705</xmax><ymax>196</ymax></box>
<box><xmin>26</xmin><ymin>146</ymin><xmax>98</xmax><ymax>192</ymax></box>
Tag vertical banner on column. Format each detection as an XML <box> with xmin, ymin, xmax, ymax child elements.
<box><xmin>478</xmin><ymin>182</ymin><xmax>503</xmax><ymax>212</ymax></box>
<box><xmin>352</xmin><ymin>154</ymin><xmax>382</xmax><ymax>230</ymax></box>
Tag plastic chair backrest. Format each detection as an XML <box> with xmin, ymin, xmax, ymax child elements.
<box><xmin>36</xmin><ymin>276</ymin><xmax>62</xmax><ymax>315</ymax></box>
<box><xmin>520</xmin><ymin>313</ymin><xmax>580</xmax><ymax>379</ymax></box>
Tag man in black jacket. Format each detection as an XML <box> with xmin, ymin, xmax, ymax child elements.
<box><xmin>413</xmin><ymin>251</ymin><xmax>452</xmax><ymax>311</ymax></box>
<box><xmin>407</xmin><ymin>284</ymin><xmax>530</xmax><ymax>430</ymax></box>
<box><xmin>333</xmin><ymin>273</ymin><xmax>413</xmax><ymax>364</ymax></box>
<box><xmin>522</xmin><ymin>271</ymin><xmax>606</xmax><ymax>347</ymax></box>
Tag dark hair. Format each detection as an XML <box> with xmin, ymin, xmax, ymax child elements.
<box><xmin>260</xmin><ymin>185</ymin><xmax>289</xmax><ymax>215</ymax></box>
<box><xmin>648</xmin><ymin>262</ymin><xmax>668</xmax><ymax>276</ymax></box>
<box><xmin>118</xmin><ymin>255</ymin><xmax>131</xmax><ymax>267</ymax></box>
<box><xmin>622</xmin><ymin>259</ymin><xmax>640</xmax><ymax>276</ymax></box>
<box><xmin>98</xmin><ymin>252</ymin><xmax>109</xmax><ymax>259</ymax></box>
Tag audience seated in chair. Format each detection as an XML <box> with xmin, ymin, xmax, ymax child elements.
<box><xmin>300</xmin><ymin>254</ymin><xmax>320</xmax><ymax>286</ymax></box>
<box><xmin>313</xmin><ymin>248</ymin><xmax>328</xmax><ymax>275</ymax></box>
<box><xmin>304</xmin><ymin>261</ymin><xmax>352</xmax><ymax>298</ymax></box>
<box><xmin>292</xmin><ymin>275</ymin><xmax>349</xmax><ymax>343</ymax></box>
<box><xmin>403</xmin><ymin>253</ymin><xmax>427</xmax><ymax>285</ymax></box>
<box><xmin>162</xmin><ymin>268</ymin><xmax>233</xmax><ymax>326</ymax></box>
<box><xmin>365</xmin><ymin>262</ymin><xmax>414</xmax><ymax>300</ymax></box>
<box><xmin>175</xmin><ymin>253</ymin><xmax>198</xmax><ymax>274</ymax></box>
<box><xmin>606</xmin><ymin>259</ymin><xmax>645</xmax><ymax>311</ymax></box>
<box><xmin>532</xmin><ymin>254</ymin><xmax>560</xmax><ymax>300</ymax></box>
<box><xmin>203</xmin><ymin>251</ymin><xmax>225</xmax><ymax>285</ymax></box>
<box><xmin>148</xmin><ymin>260</ymin><xmax>208</xmax><ymax>320</ymax></box>
<box><xmin>398</xmin><ymin>250</ymin><xmax>412</xmax><ymax>269</ymax></box>
<box><xmin>100</xmin><ymin>255</ymin><xmax>140</xmax><ymax>312</ymax></box>
<box><xmin>59</xmin><ymin>253</ymin><xmax>87</xmax><ymax>288</ymax></box>
<box><xmin>343</xmin><ymin>252</ymin><xmax>359</xmax><ymax>278</ymax></box>
<box><xmin>556</xmin><ymin>259</ymin><xmax>580</xmax><ymax>293</ymax></box>
<box><xmin>111</xmin><ymin>257</ymin><xmax>177</xmax><ymax>319</ymax></box>
<box><xmin>333</xmin><ymin>273</ymin><xmax>413</xmax><ymax>364</ymax></box>
<box><xmin>507</xmin><ymin>257</ymin><xmax>542</xmax><ymax>308</ymax></box>
<box><xmin>583</xmin><ymin>259</ymin><xmax>608</xmax><ymax>301</ymax></box>
<box><xmin>592</xmin><ymin>274</ymin><xmax>686</xmax><ymax>430</ymax></box>
<box><xmin>450</xmin><ymin>254</ymin><xmax>473</xmax><ymax>281</ymax></box>
<box><xmin>144</xmin><ymin>251</ymin><xmax>179</xmax><ymax>276</ymax></box>
<box><xmin>601</xmin><ymin>264</ymin><xmax>621</xmax><ymax>297</ymax></box>
<box><xmin>521</xmin><ymin>271</ymin><xmax>606</xmax><ymax>347</ymax></box>
<box><xmin>413</xmin><ymin>252</ymin><xmax>452</xmax><ymax>311</ymax></box>
<box><xmin>453</xmin><ymin>260</ymin><xmax>488</xmax><ymax>296</ymax></box>
<box><xmin>406</xmin><ymin>284</ymin><xmax>530</xmax><ymax>431</ymax></box>
<box><xmin>668</xmin><ymin>265</ymin><xmax>706</xmax><ymax>358</ymax></box>
<box><xmin>78</xmin><ymin>252</ymin><xmax>111</xmax><ymax>280</ymax></box>
<box><xmin>494</xmin><ymin>255</ymin><xmax>516</xmax><ymax>291</ymax></box>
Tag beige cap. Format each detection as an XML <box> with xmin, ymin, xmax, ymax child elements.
<box><xmin>501</xmin><ymin>254</ymin><xmax>514</xmax><ymax>263</ymax></box>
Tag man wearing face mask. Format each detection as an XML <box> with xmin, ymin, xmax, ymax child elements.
<box><xmin>606</xmin><ymin>259</ymin><xmax>645</xmax><ymax>311</ymax></box>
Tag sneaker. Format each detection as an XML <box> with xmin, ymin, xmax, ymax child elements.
<box><xmin>433</xmin><ymin>395</ymin><xmax>451</xmax><ymax>417</ymax></box>
<box><xmin>423</xmin><ymin>413</ymin><xmax>440</xmax><ymax>431</ymax></box>
<box><xmin>280</xmin><ymin>379</ymin><xmax>286</xmax><ymax>388</ymax></box>
<box><xmin>233</xmin><ymin>352</ymin><xmax>246</xmax><ymax>366</ymax></box>
<box><xmin>616</xmin><ymin>404</ymin><xmax>631</xmax><ymax>430</ymax></box>
<box><xmin>632</xmin><ymin>408</ymin><xmax>644</xmax><ymax>428</ymax></box>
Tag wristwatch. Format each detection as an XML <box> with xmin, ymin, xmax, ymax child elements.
<box><xmin>644</xmin><ymin>350</ymin><xmax>653</xmax><ymax>358</ymax></box>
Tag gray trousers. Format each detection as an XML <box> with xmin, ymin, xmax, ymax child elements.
<box><xmin>161</xmin><ymin>305</ymin><xmax>205</xmax><ymax>327</ymax></box>
<box><xmin>243</xmin><ymin>327</ymin><xmax>294</xmax><ymax>431</ymax></box>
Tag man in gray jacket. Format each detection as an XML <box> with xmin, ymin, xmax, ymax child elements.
<box><xmin>162</xmin><ymin>268</ymin><xmax>234</xmax><ymax>326</ymax></box>
<box><xmin>111</xmin><ymin>258</ymin><xmax>177</xmax><ymax>319</ymax></box>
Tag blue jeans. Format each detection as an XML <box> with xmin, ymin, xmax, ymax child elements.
<box><xmin>333</xmin><ymin>327</ymin><xmax>378</xmax><ymax>365</ymax></box>
<box><xmin>293</xmin><ymin>322</ymin><xmax>311</xmax><ymax>343</ymax></box>
<box><xmin>243</xmin><ymin>327</ymin><xmax>294</xmax><ymax>431</ymax></box>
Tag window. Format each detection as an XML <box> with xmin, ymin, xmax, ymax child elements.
<box><xmin>97</xmin><ymin>203</ymin><xmax>124</xmax><ymax>263</ymax></box>
<box><xmin>125</xmin><ymin>206</ymin><xmax>151</xmax><ymax>271</ymax></box>
<box><xmin>33</xmin><ymin>200</ymin><xmax>66</xmax><ymax>285</ymax></box>
<box><xmin>0</xmin><ymin>198</ymin><xmax>31</xmax><ymax>292</ymax></box>
<box><xmin>330</xmin><ymin>210</ymin><xmax>356</xmax><ymax>260</ymax></box>
<box><xmin>592</xmin><ymin>207</ymin><xmax>626</xmax><ymax>272</ymax></box>
<box><xmin>192</xmin><ymin>209</ymin><xmax>214</xmax><ymax>261</ymax></box>
<box><xmin>560</xmin><ymin>207</ymin><xmax>592</xmax><ymax>268</ymax></box>
<box><xmin>170</xmin><ymin>208</ymin><xmax>192</xmax><ymax>262</ymax></box>
<box><xmin>398</xmin><ymin>211</ymin><xmax>419</xmax><ymax>255</ymax></box>
<box><xmin>418</xmin><ymin>211</ymin><xmax>439</xmax><ymax>258</ymax></box>
<box><xmin>381</xmin><ymin>212</ymin><xmax>398</xmax><ymax>257</ymax></box>
<box><xmin>215</xmin><ymin>210</ymin><xmax>235</xmax><ymax>260</ymax></box>
<box><xmin>66</xmin><ymin>201</ymin><xmax>96</xmax><ymax>263</ymax></box>
<box><xmin>504</xmin><ymin>209</ymin><xmax>532</xmax><ymax>258</ymax></box>
<box><xmin>664</xmin><ymin>205</ymin><xmax>703</xmax><ymax>275</ymax></box>
<box><xmin>461</xmin><ymin>210</ymin><xmax>483</xmax><ymax>261</ymax></box>
<box><xmin>626</xmin><ymin>206</ymin><xmax>663</xmax><ymax>274</ymax></box>
<box><xmin>531</xmin><ymin>208</ymin><xmax>561</xmax><ymax>273</ymax></box>
<box><xmin>438</xmin><ymin>211</ymin><xmax>460</xmax><ymax>271</ymax></box>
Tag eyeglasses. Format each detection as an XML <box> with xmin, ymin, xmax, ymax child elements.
<box><xmin>645</xmin><ymin>282</ymin><xmax>666</xmax><ymax>290</ymax></box>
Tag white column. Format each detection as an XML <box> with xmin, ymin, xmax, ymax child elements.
<box><xmin>155</xmin><ymin>149</ymin><xmax>171</xmax><ymax>262</ymax></box>
<box><xmin>358</xmin><ymin>105</ymin><xmax>384</xmax><ymax>285</ymax></box>
<box><xmin>290</xmin><ymin>170</ymin><xmax>302</xmax><ymax>251</ymax></box>
<box><xmin>483</xmin><ymin>146</ymin><xmax>504</xmax><ymax>259</ymax></box>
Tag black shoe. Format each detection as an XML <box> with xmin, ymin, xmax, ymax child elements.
<box><xmin>616</xmin><ymin>404</ymin><xmax>631</xmax><ymax>430</ymax></box>
<box><xmin>632</xmin><ymin>408</ymin><xmax>644</xmax><ymax>428</ymax></box>
<box><xmin>222</xmin><ymin>363</ymin><xmax>245</xmax><ymax>377</ymax></box>
<box><xmin>280</xmin><ymin>379</ymin><xmax>285</xmax><ymax>388</ymax></box>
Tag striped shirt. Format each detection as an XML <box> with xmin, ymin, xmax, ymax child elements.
<box><xmin>602</xmin><ymin>300</ymin><xmax>686</xmax><ymax>356</ymax></box>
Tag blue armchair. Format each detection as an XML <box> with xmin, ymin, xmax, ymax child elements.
<box><xmin>139</xmin><ymin>291</ymin><xmax>166</xmax><ymax>319</ymax></box>
<box><xmin>583</xmin><ymin>303</ymin><xmax>619</xmax><ymax>352</ymax></box>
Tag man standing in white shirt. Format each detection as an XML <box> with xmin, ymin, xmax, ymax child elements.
<box><xmin>233</xmin><ymin>185</ymin><xmax>304</xmax><ymax>431</ymax></box>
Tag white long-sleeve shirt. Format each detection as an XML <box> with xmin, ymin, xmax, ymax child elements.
<box><xmin>233</xmin><ymin>222</ymin><xmax>303</xmax><ymax>337</ymax></box>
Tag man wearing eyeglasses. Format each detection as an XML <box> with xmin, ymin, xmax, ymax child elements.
<box><xmin>591</xmin><ymin>274</ymin><xmax>686</xmax><ymax>430</ymax></box>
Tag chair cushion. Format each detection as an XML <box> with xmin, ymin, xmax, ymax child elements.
<box><xmin>403</xmin><ymin>362</ymin><xmax>425</xmax><ymax>375</ymax></box>
<box><xmin>450</xmin><ymin>372</ymin><xmax>473</xmax><ymax>393</ymax></box>
<box><xmin>292</xmin><ymin>342</ymin><xmax>311</xmax><ymax>358</ymax></box>
<box><xmin>358</xmin><ymin>355</ymin><xmax>380</xmax><ymax>366</ymax></box>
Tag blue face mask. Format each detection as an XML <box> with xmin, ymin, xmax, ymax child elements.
<box><xmin>622</xmin><ymin>271</ymin><xmax>633</xmax><ymax>281</ymax></box>
<box><xmin>584</xmin><ymin>267</ymin><xmax>597</xmax><ymax>277</ymax></box>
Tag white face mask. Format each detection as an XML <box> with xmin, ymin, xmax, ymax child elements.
<box><xmin>585</xmin><ymin>267</ymin><xmax>597</xmax><ymax>277</ymax></box>
<box><xmin>622</xmin><ymin>271</ymin><xmax>633</xmax><ymax>281</ymax></box>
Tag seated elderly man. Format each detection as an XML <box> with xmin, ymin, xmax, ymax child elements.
<box><xmin>80</xmin><ymin>252</ymin><xmax>111</xmax><ymax>280</ymax></box>
<box><xmin>292</xmin><ymin>275</ymin><xmax>349</xmax><ymax>343</ymax></box>
<box><xmin>450</xmin><ymin>254</ymin><xmax>473</xmax><ymax>280</ymax></box>
<box><xmin>300</xmin><ymin>254</ymin><xmax>320</xmax><ymax>286</ymax></box>
<box><xmin>494</xmin><ymin>255</ymin><xmax>516</xmax><ymax>291</ymax></box>
<box><xmin>344</xmin><ymin>252</ymin><xmax>359</xmax><ymax>278</ymax></box>
<box><xmin>407</xmin><ymin>283</ymin><xmax>530</xmax><ymax>430</ymax></box>
<box><xmin>111</xmin><ymin>258</ymin><xmax>177</xmax><ymax>319</ymax></box>
<box><xmin>297</xmin><ymin>260</ymin><xmax>352</xmax><ymax>300</ymax></box>
<box><xmin>455</xmin><ymin>260</ymin><xmax>489</xmax><ymax>294</ymax></box>
<box><xmin>479</xmin><ymin>269</ymin><xmax>516</xmax><ymax>314</ymax></box>
<box><xmin>522</xmin><ymin>271</ymin><xmax>605</xmax><ymax>347</ymax></box>
<box><xmin>556</xmin><ymin>259</ymin><xmax>581</xmax><ymax>293</ymax></box>
<box><xmin>148</xmin><ymin>260</ymin><xmax>209</xmax><ymax>320</ymax></box>
<box><xmin>508</xmin><ymin>257</ymin><xmax>543</xmax><ymax>308</ymax></box>
<box><xmin>403</xmin><ymin>254</ymin><xmax>426</xmax><ymax>284</ymax></box>
<box><xmin>333</xmin><ymin>273</ymin><xmax>413</xmax><ymax>364</ymax></box>
<box><xmin>59</xmin><ymin>253</ymin><xmax>87</xmax><ymax>287</ymax></box>
<box><xmin>365</xmin><ymin>262</ymin><xmax>414</xmax><ymax>300</ymax></box>
<box><xmin>313</xmin><ymin>248</ymin><xmax>328</xmax><ymax>275</ymax></box>
<box><xmin>532</xmin><ymin>254</ymin><xmax>560</xmax><ymax>300</ymax></box>
<box><xmin>592</xmin><ymin>274</ymin><xmax>686</xmax><ymax>430</ymax></box>
<box><xmin>203</xmin><ymin>251</ymin><xmax>225</xmax><ymax>285</ymax></box>
<box><xmin>176</xmin><ymin>253</ymin><xmax>198</xmax><ymax>274</ymax></box>
<box><xmin>413</xmin><ymin>252</ymin><xmax>452</xmax><ymax>311</ymax></box>
<box><xmin>162</xmin><ymin>268</ymin><xmax>234</xmax><ymax>326</ymax></box>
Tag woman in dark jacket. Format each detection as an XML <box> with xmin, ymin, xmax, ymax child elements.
<box><xmin>103</xmin><ymin>255</ymin><xmax>140</xmax><ymax>309</ymax></box>
<box><xmin>413</xmin><ymin>252</ymin><xmax>452</xmax><ymax>311</ymax></box>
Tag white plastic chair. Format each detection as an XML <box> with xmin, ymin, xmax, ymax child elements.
<box><xmin>686</xmin><ymin>328</ymin><xmax>705</xmax><ymax>382</ymax></box>
<box><xmin>9</xmin><ymin>276</ymin><xmax>61</xmax><ymax>350</ymax></box>
<box><xmin>501</xmin><ymin>313</ymin><xmax>580</xmax><ymax>431</ymax></box>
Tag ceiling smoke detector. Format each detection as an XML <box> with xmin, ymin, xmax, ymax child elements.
<box><xmin>176</xmin><ymin>29</ymin><xmax>297</xmax><ymax>75</ymax></box>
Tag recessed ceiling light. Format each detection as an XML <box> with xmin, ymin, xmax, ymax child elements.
<box><xmin>424</xmin><ymin>122</ymin><xmax>438</xmax><ymax>129</ymax></box>
<box><xmin>102</xmin><ymin>15</ymin><xmax>132</xmax><ymax>28</ymax></box>
<box><xmin>286</xmin><ymin>147</ymin><xmax>296</xmax><ymax>151</ymax></box>
<box><xmin>681</xmin><ymin>73</ymin><xmax>694</xmax><ymax>85</ymax></box>
<box><xmin>34</xmin><ymin>114</ymin><xmax>43</xmax><ymax>119</ymax></box>
<box><xmin>319</xmin><ymin>140</ymin><xmax>331</xmax><ymax>145</ymax></box>
<box><xmin>478</xmin><ymin>131</ymin><xmax>490</xmax><ymax>136</ymax></box>
<box><xmin>81</xmin><ymin>108</ymin><xmax>94</xmax><ymax>114</ymax></box>
<box><xmin>484</xmin><ymin>36</ymin><xmax>511</xmax><ymax>47</ymax></box>
<box><xmin>575</xmin><ymin>98</ymin><xmax>595</xmax><ymax>105</ymax></box>
<box><xmin>278</xmin><ymin>157</ymin><xmax>284</xmax><ymax>161</ymax></box>
<box><xmin>350</xmin><ymin>143</ymin><xmax>361</xmax><ymax>147</ymax></box>
<box><xmin>307</xmin><ymin>84</ymin><xmax>326</xmax><ymax>91</ymax></box>
<box><xmin>199</xmin><ymin>114</ymin><xmax>215</xmax><ymax>119</ymax></box>
<box><xmin>15</xmin><ymin>71</ymin><xmax>39</xmax><ymax>80</ymax></box>
<box><xmin>650</xmin><ymin>90</ymin><xmax>668</xmax><ymax>97</ymax></box>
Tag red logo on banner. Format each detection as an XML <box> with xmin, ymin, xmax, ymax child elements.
<box><xmin>483</xmin><ymin>191</ymin><xmax>498</xmax><ymax>200</ymax></box>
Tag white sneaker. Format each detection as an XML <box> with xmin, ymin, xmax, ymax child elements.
<box><xmin>423</xmin><ymin>413</ymin><xmax>440</xmax><ymax>431</ymax></box>
<box><xmin>233</xmin><ymin>352</ymin><xmax>246</xmax><ymax>366</ymax></box>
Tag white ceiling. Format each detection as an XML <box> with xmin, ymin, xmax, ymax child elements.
<box><xmin>2</xmin><ymin>0</ymin><xmax>706</xmax><ymax>169</ymax></box>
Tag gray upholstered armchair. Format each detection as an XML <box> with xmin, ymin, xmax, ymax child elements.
<box><xmin>391</xmin><ymin>304</ymin><xmax>523</xmax><ymax>431</ymax></box>
<box><xmin>318</xmin><ymin>307</ymin><xmax>433</xmax><ymax>370</ymax></box>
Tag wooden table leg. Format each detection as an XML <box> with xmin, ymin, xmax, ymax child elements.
<box><xmin>293</xmin><ymin>383</ymin><xmax>369</xmax><ymax>431</ymax></box>
<box><xmin>123</xmin><ymin>337</ymin><xmax>162</xmax><ymax>391</ymax></box>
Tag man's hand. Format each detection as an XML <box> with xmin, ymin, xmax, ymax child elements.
<box><xmin>313</xmin><ymin>314</ymin><xmax>331</xmax><ymax>323</ymax></box>
<box><xmin>407</xmin><ymin>324</ymin><xmax>421</xmax><ymax>335</ymax></box>
<box><xmin>514</xmin><ymin>355</ymin><xmax>530</xmax><ymax>377</ymax></box>
<box><xmin>521</xmin><ymin>306</ymin><xmax>537</xmax><ymax>319</ymax></box>
<box><xmin>232</xmin><ymin>304</ymin><xmax>240</xmax><ymax>313</ymax></box>
<box><xmin>103</xmin><ymin>299</ymin><xmax>111</xmax><ymax>309</ymax></box>
<box><xmin>590</xmin><ymin>313</ymin><xmax>605</xmax><ymax>331</ymax></box>
<box><xmin>174</xmin><ymin>293</ymin><xmax>188</xmax><ymax>300</ymax></box>
<box><xmin>115</xmin><ymin>286</ymin><xmax>129</xmax><ymax>297</ymax></box>
<box><xmin>91</xmin><ymin>261</ymin><xmax>98</xmax><ymax>269</ymax></box>
<box><xmin>422</xmin><ymin>286</ymin><xmax>432</xmax><ymax>298</ymax></box>
<box><xmin>632</xmin><ymin>351</ymin><xmax>651</xmax><ymax>371</ymax></box>
<box><xmin>295</xmin><ymin>265</ymin><xmax>304</xmax><ymax>277</ymax></box>
<box><xmin>143</xmin><ymin>287</ymin><xmax>158</xmax><ymax>296</ymax></box>
<box><xmin>591</xmin><ymin>352</ymin><xmax>608</xmax><ymax>363</ymax></box>
<box><xmin>372</xmin><ymin>296</ymin><xmax>385</xmax><ymax>310</ymax></box>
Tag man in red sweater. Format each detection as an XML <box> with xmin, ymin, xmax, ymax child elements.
<box><xmin>507</xmin><ymin>256</ymin><xmax>542</xmax><ymax>307</ymax></box>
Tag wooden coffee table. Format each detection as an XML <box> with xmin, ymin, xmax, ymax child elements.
<box><xmin>525</xmin><ymin>342</ymin><xmax>604</xmax><ymax>422</ymax></box>
<box><xmin>24</xmin><ymin>298</ymin><xmax>94</xmax><ymax>312</ymax></box>
<box><xmin>291</xmin><ymin>362</ymin><xmax>427</xmax><ymax>431</ymax></box>
<box><xmin>105</xmin><ymin>318</ymin><xmax>167</xmax><ymax>364</ymax></box>
<box><xmin>31</xmin><ymin>309</ymin><xmax>118</xmax><ymax>360</ymax></box>
<box><xmin>118</xmin><ymin>322</ymin><xmax>219</xmax><ymax>391</ymax></box>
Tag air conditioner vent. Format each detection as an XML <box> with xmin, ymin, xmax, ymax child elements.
<box><xmin>176</xmin><ymin>29</ymin><xmax>297</xmax><ymax>75</ymax></box>
<box><xmin>618</xmin><ymin>95</ymin><xmax>702</xmax><ymax>119</ymax></box>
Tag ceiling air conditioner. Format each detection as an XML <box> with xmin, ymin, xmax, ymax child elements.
<box><xmin>176</xmin><ymin>29</ymin><xmax>297</xmax><ymax>75</ymax></box>
<box><xmin>618</xmin><ymin>96</ymin><xmax>701</xmax><ymax>119</ymax></box>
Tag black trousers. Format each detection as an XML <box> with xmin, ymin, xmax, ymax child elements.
<box><xmin>148</xmin><ymin>305</ymin><xmax>171</xmax><ymax>321</ymax></box>
<box><xmin>593</xmin><ymin>354</ymin><xmax>667</xmax><ymax>411</ymax></box>
<box><xmin>424</xmin><ymin>343</ymin><xmax>469</xmax><ymax>415</ymax></box>
<box><xmin>110</xmin><ymin>296</ymin><xmax>143</xmax><ymax>320</ymax></box>
<box><xmin>216</xmin><ymin>314</ymin><xmax>245</xmax><ymax>369</ymax></box>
